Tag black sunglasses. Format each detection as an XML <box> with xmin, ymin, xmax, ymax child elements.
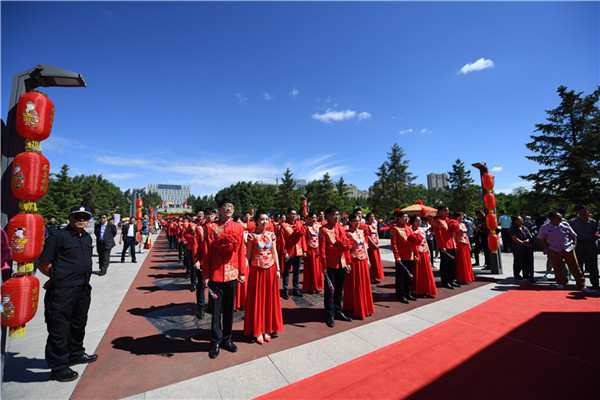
<box><xmin>72</xmin><ymin>213</ymin><xmax>91</xmax><ymax>221</ymax></box>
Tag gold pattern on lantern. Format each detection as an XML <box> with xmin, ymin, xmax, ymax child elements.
<box><xmin>25</xmin><ymin>139</ymin><xmax>42</xmax><ymax>153</ymax></box>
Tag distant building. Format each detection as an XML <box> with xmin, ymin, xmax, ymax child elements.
<box><xmin>344</xmin><ymin>184</ymin><xmax>369</xmax><ymax>199</ymax></box>
<box><xmin>427</xmin><ymin>173</ymin><xmax>449</xmax><ymax>190</ymax></box>
<box><xmin>147</xmin><ymin>183</ymin><xmax>191</xmax><ymax>206</ymax></box>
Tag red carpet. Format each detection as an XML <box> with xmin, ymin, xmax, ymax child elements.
<box><xmin>258</xmin><ymin>286</ymin><xmax>600</xmax><ymax>399</ymax></box>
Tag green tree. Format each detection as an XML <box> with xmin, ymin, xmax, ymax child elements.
<box><xmin>447</xmin><ymin>159</ymin><xmax>479</xmax><ymax>214</ymax></box>
<box><xmin>275</xmin><ymin>168</ymin><xmax>299</xmax><ymax>212</ymax></box>
<box><xmin>335</xmin><ymin>176</ymin><xmax>352</xmax><ymax>214</ymax></box>
<box><xmin>521</xmin><ymin>85</ymin><xmax>600</xmax><ymax>210</ymax></box>
<box><xmin>370</xmin><ymin>144</ymin><xmax>417</xmax><ymax>218</ymax></box>
<box><xmin>43</xmin><ymin>164</ymin><xmax>81</xmax><ymax>219</ymax></box>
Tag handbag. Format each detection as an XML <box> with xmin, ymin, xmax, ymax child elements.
<box><xmin>144</xmin><ymin>237</ymin><xmax>152</xmax><ymax>249</ymax></box>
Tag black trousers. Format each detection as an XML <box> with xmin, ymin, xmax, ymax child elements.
<box><xmin>501</xmin><ymin>229</ymin><xmax>512</xmax><ymax>252</ymax></box>
<box><xmin>324</xmin><ymin>265</ymin><xmax>346</xmax><ymax>318</ymax></box>
<box><xmin>178</xmin><ymin>240</ymin><xmax>185</xmax><ymax>261</ymax></box>
<box><xmin>44</xmin><ymin>284</ymin><xmax>91</xmax><ymax>372</ymax></box>
<box><xmin>512</xmin><ymin>250</ymin><xmax>533</xmax><ymax>279</ymax></box>
<box><xmin>184</xmin><ymin>248</ymin><xmax>193</xmax><ymax>276</ymax></box>
<box><xmin>576</xmin><ymin>243</ymin><xmax>599</xmax><ymax>287</ymax></box>
<box><xmin>473</xmin><ymin>235</ymin><xmax>490</xmax><ymax>266</ymax></box>
<box><xmin>191</xmin><ymin>267</ymin><xmax>206</xmax><ymax>309</ymax></box>
<box><xmin>208</xmin><ymin>279</ymin><xmax>237</xmax><ymax>344</ymax></box>
<box><xmin>283</xmin><ymin>255</ymin><xmax>301</xmax><ymax>291</ymax></box>
<box><xmin>440</xmin><ymin>249</ymin><xmax>457</xmax><ymax>285</ymax></box>
<box><xmin>121</xmin><ymin>237</ymin><xmax>137</xmax><ymax>262</ymax></box>
<box><xmin>395</xmin><ymin>260</ymin><xmax>414</xmax><ymax>299</ymax></box>
<box><xmin>97</xmin><ymin>242</ymin><xmax>112</xmax><ymax>271</ymax></box>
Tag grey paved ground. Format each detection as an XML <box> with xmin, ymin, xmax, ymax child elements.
<box><xmin>2</xmin><ymin>233</ymin><xmax>595</xmax><ymax>400</ymax></box>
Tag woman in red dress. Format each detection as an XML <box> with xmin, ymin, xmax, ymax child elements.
<box><xmin>452</xmin><ymin>212</ymin><xmax>475</xmax><ymax>284</ymax></box>
<box><xmin>303</xmin><ymin>212</ymin><xmax>324</xmax><ymax>294</ymax></box>
<box><xmin>365</xmin><ymin>212</ymin><xmax>385</xmax><ymax>284</ymax></box>
<box><xmin>343</xmin><ymin>213</ymin><xmax>375</xmax><ymax>319</ymax></box>
<box><xmin>409</xmin><ymin>215</ymin><xmax>437</xmax><ymax>298</ymax></box>
<box><xmin>244</xmin><ymin>210</ymin><xmax>284</xmax><ymax>344</ymax></box>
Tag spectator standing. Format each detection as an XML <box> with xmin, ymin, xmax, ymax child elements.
<box><xmin>45</xmin><ymin>216</ymin><xmax>61</xmax><ymax>237</ymax></box>
<box><xmin>120</xmin><ymin>217</ymin><xmax>138</xmax><ymax>263</ymax></box>
<box><xmin>537</xmin><ymin>211</ymin><xmax>590</xmax><ymax>292</ymax></box>
<box><xmin>138</xmin><ymin>214</ymin><xmax>150</xmax><ymax>253</ymax></box>
<box><xmin>94</xmin><ymin>213</ymin><xmax>117</xmax><ymax>276</ymax></box>
<box><xmin>498</xmin><ymin>211</ymin><xmax>512</xmax><ymax>252</ymax></box>
<box><xmin>509</xmin><ymin>216</ymin><xmax>534</xmax><ymax>282</ymax></box>
<box><xmin>569</xmin><ymin>206</ymin><xmax>599</xmax><ymax>289</ymax></box>
<box><xmin>37</xmin><ymin>206</ymin><xmax>98</xmax><ymax>382</ymax></box>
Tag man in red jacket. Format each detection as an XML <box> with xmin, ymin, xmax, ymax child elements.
<box><xmin>319</xmin><ymin>206</ymin><xmax>353</xmax><ymax>328</ymax></box>
<box><xmin>390</xmin><ymin>211</ymin><xmax>421</xmax><ymax>303</ymax></box>
<box><xmin>432</xmin><ymin>205</ymin><xmax>461</xmax><ymax>289</ymax></box>
<box><xmin>280</xmin><ymin>207</ymin><xmax>306</xmax><ymax>299</ymax></box>
<box><xmin>203</xmin><ymin>198</ymin><xmax>247</xmax><ymax>359</ymax></box>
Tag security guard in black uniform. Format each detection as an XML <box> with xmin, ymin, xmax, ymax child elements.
<box><xmin>38</xmin><ymin>206</ymin><xmax>98</xmax><ymax>382</ymax></box>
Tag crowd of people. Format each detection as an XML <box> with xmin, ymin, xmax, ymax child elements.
<box><xmin>12</xmin><ymin>200</ymin><xmax>596</xmax><ymax>381</ymax></box>
<box><xmin>161</xmin><ymin>200</ymin><xmax>532</xmax><ymax>360</ymax></box>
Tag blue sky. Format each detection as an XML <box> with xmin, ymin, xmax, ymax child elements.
<box><xmin>2</xmin><ymin>1</ymin><xmax>598</xmax><ymax>197</ymax></box>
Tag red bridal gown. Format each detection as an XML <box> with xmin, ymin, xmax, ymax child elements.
<box><xmin>243</xmin><ymin>231</ymin><xmax>284</xmax><ymax>337</ymax></box>
<box><xmin>454</xmin><ymin>223</ymin><xmax>475</xmax><ymax>284</ymax></box>
<box><xmin>411</xmin><ymin>228</ymin><xmax>438</xmax><ymax>296</ymax></box>
<box><xmin>343</xmin><ymin>229</ymin><xmax>375</xmax><ymax>319</ymax></box>
<box><xmin>365</xmin><ymin>222</ymin><xmax>385</xmax><ymax>281</ymax></box>
<box><xmin>303</xmin><ymin>223</ymin><xmax>324</xmax><ymax>291</ymax></box>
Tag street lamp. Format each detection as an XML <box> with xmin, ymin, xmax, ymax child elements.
<box><xmin>472</xmin><ymin>162</ymin><xmax>503</xmax><ymax>274</ymax></box>
<box><xmin>1</xmin><ymin>64</ymin><xmax>86</xmax><ymax>227</ymax></box>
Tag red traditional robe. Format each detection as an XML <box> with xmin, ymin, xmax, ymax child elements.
<box><xmin>243</xmin><ymin>231</ymin><xmax>284</xmax><ymax>337</ymax></box>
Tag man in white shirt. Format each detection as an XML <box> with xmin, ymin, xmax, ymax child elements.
<box><xmin>537</xmin><ymin>211</ymin><xmax>589</xmax><ymax>292</ymax></box>
<box><xmin>120</xmin><ymin>217</ymin><xmax>138</xmax><ymax>263</ymax></box>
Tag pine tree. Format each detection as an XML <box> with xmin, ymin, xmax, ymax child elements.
<box><xmin>520</xmin><ymin>85</ymin><xmax>600</xmax><ymax>210</ymax></box>
<box><xmin>448</xmin><ymin>159</ymin><xmax>479</xmax><ymax>214</ymax></box>
<box><xmin>275</xmin><ymin>168</ymin><xmax>299</xmax><ymax>212</ymax></box>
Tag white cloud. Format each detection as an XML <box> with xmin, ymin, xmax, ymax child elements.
<box><xmin>459</xmin><ymin>58</ymin><xmax>495</xmax><ymax>74</ymax></box>
<box><xmin>419</xmin><ymin>128</ymin><xmax>433</xmax><ymax>134</ymax></box>
<box><xmin>290</xmin><ymin>88</ymin><xmax>299</xmax><ymax>98</ymax></box>
<box><xmin>398</xmin><ymin>129</ymin><xmax>413</xmax><ymax>135</ymax></box>
<box><xmin>491</xmin><ymin>166</ymin><xmax>503</xmax><ymax>172</ymax></box>
<box><xmin>312</xmin><ymin>109</ymin><xmax>371</xmax><ymax>124</ymax></box>
<box><xmin>496</xmin><ymin>181</ymin><xmax>533</xmax><ymax>195</ymax></box>
<box><xmin>263</xmin><ymin>91</ymin><xmax>274</xmax><ymax>100</ymax></box>
<box><xmin>235</xmin><ymin>92</ymin><xmax>247</xmax><ymax>105</ymax></box>
<box><xmin>104</xmin><ymin>172</ymin><xmax>139</xmax><ymax>180</ymax></box>
<box><xmin>312</xmin><ymin>109</ymin><xmax>356</xmax><ymax>124</ymax></box>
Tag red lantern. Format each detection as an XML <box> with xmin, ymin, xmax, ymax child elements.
<box><xmin>150</xmin><ymin>206</ymin><xmax>154</xmax><ymax>213</ymax></box>
<box><xmin>11</xmin><ymin>152</ymin><xmax>50</xmax><ymax>201</ymax></box>
<box><xmin>6</xmin><ymin>213</ymin><xmax>45</xmax><ymax>263</ymax></box>
<box><xmin>136</xmin><ymin>233</ymin><xmax>142</xmax><ymax>243</ymax></box>
<box><xmin>136</xmin><ymin>198</ymin><xmax>143</xmax><ymax>209</ymax></box>
<box><xmin>1</xmin><ymin>273</ymin><xmax>40</xmax><ymax>336</ymax></box>
<box><xmin>488</xmin><ymin>233</ymin><xmax>500</xmax><ymax>252</ymax></box>
<box><xmin>486</xmin><ymin>213</ymin><xmax>498</xmax><ymax>231</ymax></box>
<box><xmin>482</xmin><ymin>173</ymin><xmax>494</xmax><ymax>190</ymax></box>
<box><xmin>484</xmin><ymin>193</ymin><xmax>496</xmax><ymax>211</ymax></box>
<box><xmin>15</xmin><ymin>91</ymin><xmax>55</xmax><ymax>141</ymax></box>
<box><xmin>136</xmin><ymin>210</ymin><xmax>143</xmax><ymax>220</ymax></box>
<box><xmin>302</xmin><ymin>200</ymin><xmax>308</xmax><ymax>217</ymax></box>
<box><xmin>136</xmin><ymin>221</ymin><xmax>142</xmax><ymax>231</ymax></box>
